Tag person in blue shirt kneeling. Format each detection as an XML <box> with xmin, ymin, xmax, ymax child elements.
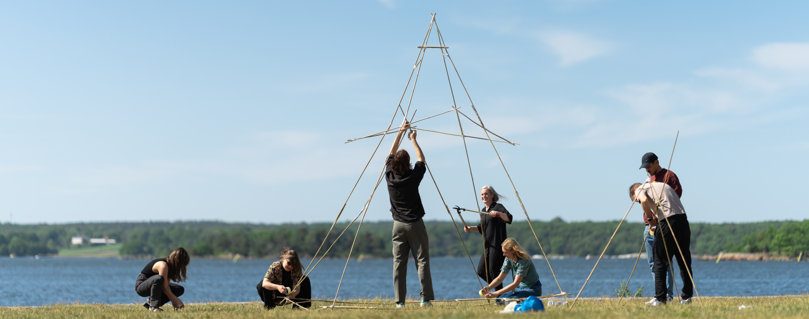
<box><xmin>479</xmin><ymin>238</ymin><xmax>541</xmax><ymax>300</ymax></box>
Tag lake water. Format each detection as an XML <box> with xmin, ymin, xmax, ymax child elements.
<box><xmin>1</xmin><ymin>256</ymin><xmax>807</xmax><ymax>306</ymax></box>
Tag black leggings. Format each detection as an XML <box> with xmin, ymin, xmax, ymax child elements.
<box><xmin>256</xmin><ymin>276</ymin><xmax>311</xmax><ymax>309</ymax></box>
<box><xmin>135</xmin><ymin>274</ymin><xmax>184</xmax><ymax>308</ymax></box>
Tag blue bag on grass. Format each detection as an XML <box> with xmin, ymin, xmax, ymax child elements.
<box><xmin>515</xmin><ymin>296</ymin><xmax>544</xmax><ymax>312</ymax></box>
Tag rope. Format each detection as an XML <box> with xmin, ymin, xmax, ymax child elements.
<box><xmin>619</xmin><ymin>224</ymin><xmax>679</xmax><ymax>303</ymax></box>
<box><xmin>400</xmin><ymin>15</ymin><xmax>435</xmax><ymax>119</ymax></box>
<box><xmin>434</xmin><ymin>18</ymin><xmax>496</xmax><ymax>289</ymax></box>
<box><xmin>295</xmin><ymin>13</ymin><xmax>436</xmax><ymax>296</ymax></box>
<box><xmin>431</xmin><ymin>21</ymin><xmax>493</xmax><ymax>288</ymax></box>
<box><xmin>425</xmin><ymin>164</ymin><xmax>486</xmax><ymax>289</ymax></box>
<box><xmin>344</xmin><ymin>108</ymin><xmax>453</xmax><ymax>143</ymax></box>
<box><xmin>282</xmin><ymin>297</ymin><xmax>311</xmax><ymax>311</ymax></box>
<box><xmin>334</xmin><ymin>108</ymin><xmax>418</xmax><ymax>305</ymax></box>
<box><xmin>333</xmin><ymin>172</ymin><xmax>386</xmax><ymax>305</ymax></box>
<box><xmin>456</xmin><ymin>109</ymin><xmax>516</xmax><ymax>145</ymax></box>
<box><xmin>619</xmin><ymin>231</ymin><xmax>649</xmax><ymax>302</ymax></box>
<box><xmin>570</xmin><ymin>132</ymin><xmax>691</xmax><ymax>307</ymax></box>
<box><xmin>296</xmin><ymin>200</ymin><xmax>373</xmax><ymax>292</ymax></box>
<box><xmin>330</xmin><ymin>12</ymin><xmax>439</xmax><ymax>302</ymax></box>
<box><xmin>434</xmin><ymin>18</ymin><xmax>564</xmax><ymax>295</ymax></box>
<box><xmin>346</xmin><ymin>126</ymin><xmax>514</xmax><ymax>145</ymax></box>
<box><xmin>646</xmin><ymin>131</ymin><xmax>700</xmax><ymax>300</ymax></box>
<box><xmin>569</xmin><ymin>201</ymin><xmax>636</xmax><ymax>308</ymax></box>
<box><xmin>301</xmin><ymin>14</ymin><xmax>560</xmax><ymax>306</ymax></box>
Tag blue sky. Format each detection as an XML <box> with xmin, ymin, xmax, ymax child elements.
<box><xmin>1</xmin><ymin>1</ymin><xmax>807</xmax><ymax>224</ymax></box>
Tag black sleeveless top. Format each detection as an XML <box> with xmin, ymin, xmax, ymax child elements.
<box><xmin>140</xmin><ymin>258</ymin><xmax>167</xmax><ymax>277</ymax></box>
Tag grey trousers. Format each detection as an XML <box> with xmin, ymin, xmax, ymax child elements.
<box><xmin>135</xmin><ymin>274</ymin><xmax>184</xmax><ymax>308</ymax></box>
<box><xmin>392</xmin><ymin>219</ymin><xmax>434</xmax><ymax>303</ymax></box>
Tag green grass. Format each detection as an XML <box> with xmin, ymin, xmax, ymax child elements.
<box><xmin>57</xmin><ymin>244</ymin><xmax>121</xmax><ymax>258</ymax></box>
<box><xmin>2</xmin><ymin>296</ymin><xmax>808</xmax><ymax>319</ymax></box>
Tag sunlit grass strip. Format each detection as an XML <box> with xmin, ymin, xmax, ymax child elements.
<box><xmin>2</xmin><ymin>296</ymin><xmax>808</xmax><ymax>319</ymax></box>
<box><xmin>56</xmin><ymin>244</ymin><xmax>122</xmax><ymax>257</ymax></box>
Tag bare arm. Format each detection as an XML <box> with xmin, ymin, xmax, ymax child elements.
<box><xmin>463</xmin><ymin>225</ymin><xmax>480</xmax><ymax>233</ymax></box>
<box><xmin>261</xmin><ymin>278</ymin><xmax>289</xmax><ymax>294</ymax></box>
<box><xmin>409</xmin><ymin>130</ymin><xmax>425</xmax><ymax>162</ymax></box>
<box><xmin>154</xmin><ymin>261</ymin><xmax>184</xmax><ymax>309</ymax></box>
<box><xmin>481</xmin><ymin>271</ymin><xmax>509</xmax><ymax>296</ymax></box>
<box><xmin>489</xmin><ymin>274</ymin><xmax>524</xmax><ymax>297</ymax></box>
<box><xmin>637</xmin><ymin>190</ymin><xmax>658</xmax><ymax>225</ymax></box>
<box><xmin>388</xmin><ymin>121</ymin><xmax>410</xmax><ymax>156</ymax></box>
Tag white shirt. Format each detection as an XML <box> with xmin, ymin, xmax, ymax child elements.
<box><xmin>636</xmin><ymin>181</ymin><xmax>686</xmax><ymax>219</ymax></box>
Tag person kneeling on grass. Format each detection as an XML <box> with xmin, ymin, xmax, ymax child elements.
<box><xmin>479</xmin><ymin>238</ymin><xmax>542</xmax><ymax>301</ymax></box>
<box><xmin>256</xmin><ymin>248</ymin><xmax>311</xmax><ymax>309</ymax></box>
<box><xmin>135</xmin><ymin>247</ymin><xmax>189</xmax><ymax>312</ymax></box>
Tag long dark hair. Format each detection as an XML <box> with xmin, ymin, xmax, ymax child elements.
<box><xmin>390</xmin><ymin>150</ymin><xmax>411</xmax><ymax>175</ymax></box>
<box><xmin>166</xmin><ymin>247</ymin><xmax>190</xmax><ymax>282</ymax></box>
<box><xmin>280</xmin><ymin>248</ymin><xmax>302</xmax><ymax>275</ymax></box>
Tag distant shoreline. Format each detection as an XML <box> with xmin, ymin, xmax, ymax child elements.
<box><xmin>10</xmin><ymin>252</ymin><xmax>802</xmax><ymax>262</ymax></box>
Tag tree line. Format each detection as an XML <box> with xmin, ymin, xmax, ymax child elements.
<box><xmin>0</xmin><ymin>219</ymin><xmax>806</xmax><ymax>258</ymax></box>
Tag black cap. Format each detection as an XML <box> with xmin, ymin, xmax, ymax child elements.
<box><xmin>640</xmin><ymin>152</ymin><xmax>658</xmax><ymax>169</ymax></box>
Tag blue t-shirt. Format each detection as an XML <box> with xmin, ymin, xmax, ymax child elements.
<box><xmin>501</xmin><ymin>257</ymin><xmax>540</xmax><ymax>288</ymax></box>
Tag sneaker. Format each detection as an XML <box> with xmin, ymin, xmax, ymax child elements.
<box><xmin>420</xmin><ymin>300</ymin><xmax>432</xmax><ymax>308</ymax></box>
<box><xmin>395</xmin><ymin>302</ymin><xmax>405</xmax><ymax>309</ymax></box>
<box><xmin>647</xmin><ymin>299</ymin><xmax>665</xmax><ymax>307</ymax></box>
<box><xmin>149</xmin><ymin>307</ymin><xmax>163</xmax><ymax>312</ymax></box>
<box><xmin>667</xmin><ymin>295</ymin><xmax>673</xmax><ymax>302</ymax></box>
<box><xmin>645</xmin><ymin>297</ymin><xmax>657</xmax><ymax>305</ymax></box>
<box><xmin>680</xmin><ymin>298</ymin><xmax>691</xmax><ymax>304</ymax></box>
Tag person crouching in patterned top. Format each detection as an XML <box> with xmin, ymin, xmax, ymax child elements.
<box><xmin>256</xmin><ymin>248</ymin><xmax>311</xmax><ymax>309</ymax></box>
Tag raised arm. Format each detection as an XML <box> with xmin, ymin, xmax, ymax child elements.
<box><xmin>388</xmin><ymin>121</ymin><xmax>410</xmax><ymax>156</ymax></box>
<box><xmin>410</xmin><ymin>130</ymin><xmax>425</xmax><ymax>163</ymax></box>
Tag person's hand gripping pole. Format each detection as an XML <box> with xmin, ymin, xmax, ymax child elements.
<box><xmin>453</xmin><ymin>205</ymin><xmax>470</xmax><ymax>229</ymax></box>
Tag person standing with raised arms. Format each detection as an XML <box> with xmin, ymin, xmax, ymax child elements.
<box><xmin>385</xmin><ymin>121</ymin><xmax>434</xmax><ymax>308</ymax></box>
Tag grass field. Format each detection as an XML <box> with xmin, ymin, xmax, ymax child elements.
<box><xmin>2</xmin><ymin>296</ymin><xmax>807</xmax><ymax>319</ymax></box>
<box><xmin>56</xmin><ymin>244</ymin><xmax>121</xmax><ymax>258</ymax></box>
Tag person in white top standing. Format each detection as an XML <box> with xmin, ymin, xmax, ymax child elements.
<box><xmin>630</xmin><ymin>181</ymin><xmax>693</xmax><ymax>306</ymax></box>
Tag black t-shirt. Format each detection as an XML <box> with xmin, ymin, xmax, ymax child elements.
<box><xmin>281</xmin><ymin>268</ymin><xmax>292</xmax><ymax>287</ymax></box>
<box><xmin>140</xmin><ymin>258</ymin><xmax>167</xmax><ymax>277</ymax></box>
<box><xmin>385</xmin><ymin>155</ymin><xmax>426</xmax><ymax>223</ymax></box>
<box><xmin>476</xmin><ymin>203</ymin><xmax>513</xmax><ymax>248</ymax></box>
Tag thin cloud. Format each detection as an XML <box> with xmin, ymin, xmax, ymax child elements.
<box><xmin>752</xmin><ymin>42</ymin><xmax>809</xmax><ymax>70</ymax></box>
<box><xmin>450</xmin><ymin>16</ymin><xmax>520</xmax><ymax>35</ymax></box>
<box><xmin>548</xmin><ymin>0</ymin><xmax>605</xmax><ymax>11</ymax></box>
<box><xmin>565</xmin><ymin>81</ymin><xmax>759</xmax><ymax>148</ymax></box>
<box><xmin>376</xmin><ymin>0</ymin><xmax>396</xmax><ymax>9</ymax></box>
<box><xmin>697</xmin><ymin>43</ymin><xmax>809</xmax><ymax>93</ymax></box>
<box><xmin>0</xmin><ymin>164</ymin><xmax>43</xmax><ymax>174</ymax></box>
<box><xmin>789</xmin><ymin>141</ymin><xmax>809</xmax><ymax>151</ymax></box>
<box><xmin>536</xmin><ymin>29</ymin><xmax>611</xmax><ymax>66</ymax></box>
<box><xmin>481</xmin><ymin>102</ymin><xmax>598</xmax><ymax>136</ymax></box>
<box><xmin>605</xmin><ymin>82</ymin><xmax>752</xmax><ymax>116</ymax></box>
<box><xmin>280</xmin><ymin>72</ymin><xmax>371</xmax><ymax>94</ymax></box>
<box><xmin>67</xmin><ymin>130</ymin><xmax>370</xmax><ymax>189</ymax></box>
<box><xmin>695</xmin><ymin>67</ymin><xmax>781</xmax><ymax>92</ymax></box>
